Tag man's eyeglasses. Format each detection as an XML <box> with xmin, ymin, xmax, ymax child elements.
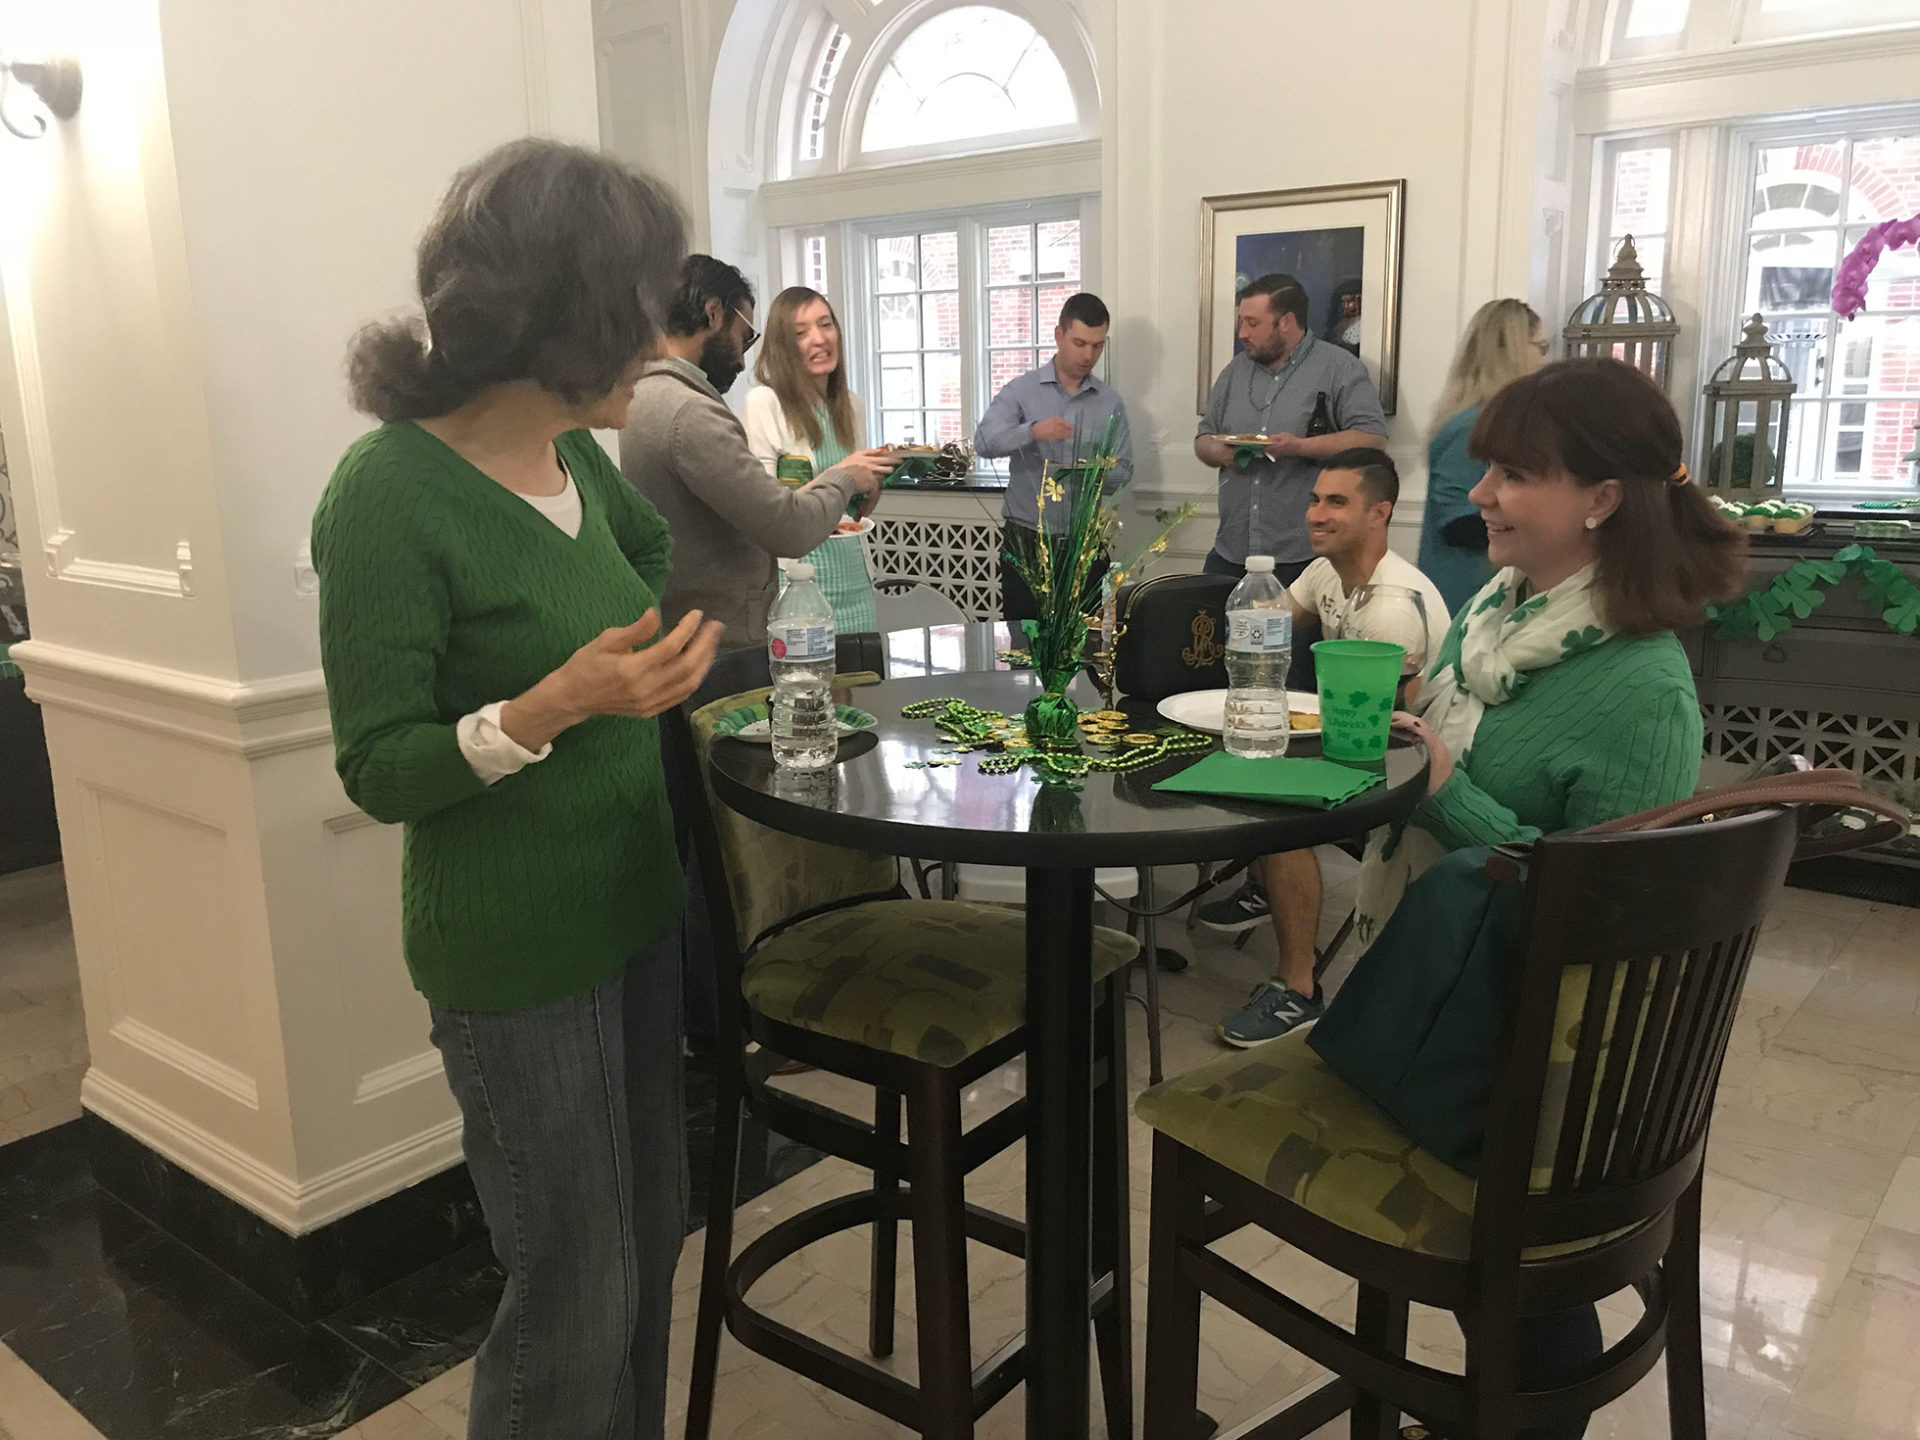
<box><xmin>735</xmin><ymin>307</ymin><xmax>761</xmax><ymax>352</ymax></box>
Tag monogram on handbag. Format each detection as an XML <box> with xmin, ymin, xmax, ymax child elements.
<box><xmin>1111</xmin><ymin>573</ymin><xmax>1237</xmax><ymax>702</ymax></box>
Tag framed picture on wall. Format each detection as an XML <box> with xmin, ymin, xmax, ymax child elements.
<box><xmin>1197</xmin><ymin>179</ymin><xmax>1406</xmax><ymax>415</ymax></box>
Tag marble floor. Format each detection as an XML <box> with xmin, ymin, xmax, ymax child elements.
<box><xmin>0</xmin><ymin>866</ymin><xmax>87</xmax><ymax>1148</ymax></box>
<box><xmin>4</xmin><ymin>854</ymin><xmax>1920</xmax><ymax>1438</ymax></box>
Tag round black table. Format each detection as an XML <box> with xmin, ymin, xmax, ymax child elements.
<box><xmin>708</xmin><ymin>625</ymin><xmax>1429</xmax><ymax>1440</ymax></box>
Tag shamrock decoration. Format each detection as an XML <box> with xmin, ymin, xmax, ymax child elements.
<box><xmin>1473</xmin><ymin>584</ymin><xmax>1509</xmax><ymax>617</ymax></box>
<box><xmin>1506</xmin><ymin>593</ymin><xmax>1550</xmax><ymax>627</ymax></box>
<box><xmin>1707</xmin><ymin>543</ymin><xmax>1920</xmax><ymax>641</ymax></box>
<box><xmin>1560</xmin><ymin>625</ymin><xmax>1605</xmax><ymax>658</ymax></box>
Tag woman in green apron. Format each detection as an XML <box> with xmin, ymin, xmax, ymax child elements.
<box><xmin>743</xmin><ymin>287</ymin><xmax>894</xmax><ymax>632</ymax></box>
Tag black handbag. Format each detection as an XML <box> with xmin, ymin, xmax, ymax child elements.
<box><xmin>1112</xmin><ymin>573</ymin><xmax>1236</xmax><ymax>701</ymax></box>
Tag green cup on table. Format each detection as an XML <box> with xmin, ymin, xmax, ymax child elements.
<box><xmin>1312</xmin><ymin>639</ymin><xmax>1406</xmax><ymax>762</ymax></box>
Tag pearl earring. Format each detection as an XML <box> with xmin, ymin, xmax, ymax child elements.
<box><xmin>1585</xmin><ymin>517</ymin><xmax>1599</xmax><ymax>530</ymax></box>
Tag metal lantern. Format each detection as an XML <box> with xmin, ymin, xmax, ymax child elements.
<box><xmin>1563</xmin><ymin>235</ymin><xmax>1680</xmax><ymax>392</ymax></box>
<box><xmin>1700</xmin><ymin>314</ymin><xmax>1796</xmax><ymax>501</ymax></box>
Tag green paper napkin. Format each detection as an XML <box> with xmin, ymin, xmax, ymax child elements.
<box><xmin>1152</xmin><ymin>752</ymin><xmax>1382</xmax><ymax>809</ymax></box>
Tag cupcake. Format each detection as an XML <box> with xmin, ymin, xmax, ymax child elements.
<box><xmin>1772</xmin><ymin>503</ymin><xmax>1816</xmax><ymax>535</ymax></box>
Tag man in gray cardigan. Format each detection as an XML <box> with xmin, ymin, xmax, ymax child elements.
<box><xmin>621</xmin><ymin>255</ymin><xmax>889</xmax><ymax>649</ymax></box>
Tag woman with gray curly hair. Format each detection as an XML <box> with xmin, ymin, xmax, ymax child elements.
<box><xmin>312</xmin><ymin>138</ymin><xmax>721</xmax><ymax>1439</ymax></box>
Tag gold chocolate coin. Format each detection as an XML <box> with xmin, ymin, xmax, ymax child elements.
<box><xmin>1121</xmin><ymin>732</ymin><xmax>1158</xmax><ymax>746</ymax></box>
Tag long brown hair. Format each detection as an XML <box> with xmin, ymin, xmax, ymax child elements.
<box><xmin>754</xmin><ymin>287</ymin><xmax>857</xmax><ymax>452</ymax></box>
<box><xmin>1470</xmin><ymin>358</ymin><xmax>1748</xmax><ymax>637</ymax></box>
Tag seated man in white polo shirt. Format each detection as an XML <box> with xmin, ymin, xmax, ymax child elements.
<box><xmin>1203</xmin><ymin>448</ymin><xmax>1452</xmax><ymax>1047</ymax></box>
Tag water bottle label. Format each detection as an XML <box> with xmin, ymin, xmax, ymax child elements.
<box><xmin>769</xmin><ymin>623</ymin><xmax>834</xmax><ymax>662</ymax></box>
<box><xmin>1227</xmin><ymin>610</ymin><xmax>1292</xmax><ymax>653</ymax></box>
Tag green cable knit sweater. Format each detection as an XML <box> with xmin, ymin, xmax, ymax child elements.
<box><xmin>1415</xmin><ymin>625</ymin><xmax>1704</xmax><ymax>850</ymax></box>
<box><xmin>313</xmin><ymin>423</ymin><xmax>684</xmax><ymax>1011</ymax></box>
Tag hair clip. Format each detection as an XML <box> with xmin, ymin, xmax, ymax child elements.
<box><xmin>1670</xmin><ymin>463</ymin><xmax>1691</xmax><ymax>486</ymax></box>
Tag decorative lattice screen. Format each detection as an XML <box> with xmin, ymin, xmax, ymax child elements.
<box><xmin>1702</xmin><ymin>704</ymin><xmax>1920</xmax><ymax>807</ymax></box>
<box><xmin>869</xmin><ymin>516</ymin><xmax>1002</xmax><ymax>621</ymax></box>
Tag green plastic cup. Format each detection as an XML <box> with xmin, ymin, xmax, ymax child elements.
<box><xmin>1312</xmin><ymin>639</ymin><xmax>1406</xmax><ymax>762</ymax></box>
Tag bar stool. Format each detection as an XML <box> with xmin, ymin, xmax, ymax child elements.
<box><xmin>668</xmin><ymin>650</ymin><xmax>1139</xmax><ymax>1440</ymax></box>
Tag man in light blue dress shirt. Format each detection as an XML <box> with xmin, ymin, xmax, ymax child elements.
<box><xmin>974</xmin><ymin>292</ymin><xmax>1134</xmax><ymax>623</ymax></box>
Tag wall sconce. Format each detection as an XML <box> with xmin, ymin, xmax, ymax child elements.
<box><xmin>0</xmin><ymin>54</ymin><xmax>81</xmax><ymax>140</ymax></box>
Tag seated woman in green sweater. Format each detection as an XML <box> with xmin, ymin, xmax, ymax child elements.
<box><xmin>312</xmin><ymin>141</ymin><xmax>722</xmax><ymax>1440</ymax></box>
<box><xmin>1367</xmin><ymin>356</ymin><xmax>1747</xmax><ymax>1440</ymax></box>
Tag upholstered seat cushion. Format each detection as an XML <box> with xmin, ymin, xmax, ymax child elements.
<box><xmin>744</xmin><ymin>899</ymin><xmax>1139</xmax><ymax>1067</ymax></box>
<box><xmin>1137</xmin><ymin>1030</ymin><xmax>1479</xmax><ymax>1259</ymax></box>
<box><xmin>1136</xmin><ymin>1031</ymin><xmax>1646</xmax><ymax>1263</ymax></box>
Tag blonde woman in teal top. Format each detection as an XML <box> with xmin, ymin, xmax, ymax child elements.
<box><xmin>1417</xmin><ymin>299</ymin><xmax>1550</xmax><ymax>615</ymax></box>
<box><xmin>744</xmin><ymin>288</ymin><xmax>894</xmax><ymax>632</ymax></box>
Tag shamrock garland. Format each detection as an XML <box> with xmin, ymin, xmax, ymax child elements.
<box><xmin>1706</xmin><ymin>544</ymin><xmax>1920</xmax><ymax>642</ymax></box>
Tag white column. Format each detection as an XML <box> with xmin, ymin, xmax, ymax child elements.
<box><xmin>0</xmin><ymin>0</ymin><xmax>602</xmax><ymax>1233</ymax></box>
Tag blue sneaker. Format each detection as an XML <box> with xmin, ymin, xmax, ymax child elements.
<box><xmin>1217</xmin><ymin>982</ymin><xmax>1323</xmax><ymax>1048</ymax></box>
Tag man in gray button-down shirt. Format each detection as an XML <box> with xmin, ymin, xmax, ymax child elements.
<box><xmin>975</xmin><ymin>292</ymin><xmax>1133</xmax><ymax>622</ymax></box>
<box><xmin>1195</xmin><ymin>273</ymin><xmax>1388</xmax><ymax>584</ymax></box>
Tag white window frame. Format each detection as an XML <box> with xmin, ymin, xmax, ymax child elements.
<box><xmin>798</xmin><ymin>196</ymin><xmax>1095</xmax><ymax>458</ymax></box>
<box><xmin>1736</xmin><ymin>0</ymin><xmax>1920</xmax><ymax>45</ymax></box>
<box><xmin>1704</xmin><ymin>103</ymin><xmax>1920</xmax><ymax>498</ymax></box>
<box><xmin>1587</xmin><ymin>131</ymin><xmax>1681</xmax><ymax>295</ymax></box>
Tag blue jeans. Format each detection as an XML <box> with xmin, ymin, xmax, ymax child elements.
<box><xmin>430</xmin><ymin>930</ymin><xmax>686</xmax><ymax>1440</ymax></box>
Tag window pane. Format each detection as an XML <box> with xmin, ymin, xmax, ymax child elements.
<box><xmin>989</xmin><ymin>286</ymin><xmax>1034</xmax><ymax>346</ymax></box>
<box><xmin>803</xmin><ymin>234</ymin><xmax>828</xmax><ymax>294</ymax></box>
<box><xmin>923</xmin><ymin>290</ymin><xmax>961</xmax><ymax>349</ymax></box>
<box><xmin>1609</xmin><ymin>148</ymin><xmax>1672</xmax><ymax>235</ymax></box>
<box><xmin>875</xmin><ymin>235</ymin><xmax>918</xmax><ymax>292</ymax></box>
<box><xmin>1036</xmin><ymin>220</ymin><xmax>1081</xmax><ymax>282</ymax></box>
<box><xmin>1037</xmin><ymin>283</ymin><xmax>1079</xmax><ymax>332</ymax></box>
<box><xmin>991</xmin><ymin>348</ymin><xmax>1034</xmax><ymax>392</ymax></box>
<box><xmin>1757</xmin><ymin>315</ymin><xmax>1831</xmax><ymax>398</ymax></box>
<box><xmin>920</xmin><ymin>231</ymin><xmax>960</xmax><ymax>290</ymax></box>
<box><xmin>1848</xmin><ymin>398</ymin><xmax>1920</xmax><ymax>481</ymax></box>
<box><xmin>925</xmin><ymin>410</ymin><xmax>965</xmax><ymax>444</ymax></box>
<box><xmin>1779</xmin><ymin>398</ymin><xmax>1826</xmax><ymax>487</ymax></box>
<box><xmin>1744</xmin><ymin>232</ymin><xmax>1838</xmax><ymax>313</ymax></box>
<box><xmin>881</xmin><ymin>411</ymin><xmax>923</xmax><ymax>444</ymax></box>
<box><xmin>1752</xmin><ymin>144</ymin><xmax>1846</xmax><ymax>224</ymax></box>
<box><xmin>925</xmin><ymin>351</ymin><xmax>962</xmax><ymax>407</ymax></box>
<box><xmin>860</xmin><ymin>6</ymin><xmax>1077</xmax><ymax>153</ymax></box>
<box><xmin>879</xmin><ymin>294</ymin><xmax>922</xmax><ymax>351</ymax></box>
<box><xmin>1625</xmin><ymin>0</ymin><xmax>1689</xmax><ymax>36</ymax></box>
<box><xmin>988</xmin><ymin>225</ymin><xmax>1035</xmax><ymax>286</ymax></box>
<box><xmin>1825</xmin><ymin>314</ymin><xmax>1920</xmax><ymax>394</ymax></box>
<box><xmin>879</xmin><ymin>356</ymin><xmax>922</xmax><ymax>409</ymax></box>
<box><xmin>1848</xmin><ymin>133</ymin><xmax>1920</xmax><ymax>224</ymax></box>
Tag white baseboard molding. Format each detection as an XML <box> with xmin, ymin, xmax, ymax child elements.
<box><xmin>83</xmin><ymin>1068</ymin><xmax>465</xmax><ymax>1236</ymax></box>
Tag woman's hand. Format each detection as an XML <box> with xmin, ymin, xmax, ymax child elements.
<box><xmin>1392</xmin><ymin>709</ymin><xmax>1452</xmax><ymax>797</ymax></box>
<box><xmin>501</xmin><ymin>609</ymin><xmax>725</xmax><ymax>750</ymax></box>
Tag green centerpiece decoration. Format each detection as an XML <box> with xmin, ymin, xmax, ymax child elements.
<box><xmin>1001</xmin><ymin>417</ymin><xmax>1126</xmax><ymax>748</ymax></box>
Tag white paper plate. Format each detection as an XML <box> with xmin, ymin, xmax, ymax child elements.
<box><xmin>1156</xmin><ymin>688</ymin><xmax>1321</xmax><ymax>737</ymax></box>
<box><xmin>826</xmin><ymin>516</ymin><xmax>876</xmax><ymax>539</ymax></box>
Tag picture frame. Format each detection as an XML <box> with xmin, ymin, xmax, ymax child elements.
<box><xmin>1197</xmin><ymin>179</ymin><xmax>1406</xmax><ymax>415</ymax></box>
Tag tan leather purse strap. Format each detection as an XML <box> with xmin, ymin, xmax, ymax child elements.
<box><xmin>1580</xmin><ymin>767</ymin><xmax>1910</xmax><ymax>860</ymax></box>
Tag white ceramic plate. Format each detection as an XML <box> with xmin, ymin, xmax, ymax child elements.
<box><xmin>1156</xmin><ymin>688</ymin><xmax>1321</xmax><ymax>737</ymax></box>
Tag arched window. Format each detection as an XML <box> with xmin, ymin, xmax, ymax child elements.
<box><xmin>777</xmin><ymin>0</ymin><xmax>1097</xmax><ymax>178</ymax></box>
<box><xmin>859</xmin><ymin>6</ymin><xmax>1077</xmax><ymax>156</ymax></box>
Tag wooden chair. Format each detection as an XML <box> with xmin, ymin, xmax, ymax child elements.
<box><xmin>671</xmin><ymin>645</ymin><xmax>1138</xmax><ymax>1440</ymax></box>
<box><xmin>1138</xmin><ymin>806</ymin><xmax>1801</xmax><ymax>1440</ymax></box>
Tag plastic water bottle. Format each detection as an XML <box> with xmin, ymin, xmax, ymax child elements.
<box><xmin>1224</xmin><ymin>555</ymin><xmax>1292</xmax><ymax>758</ymax></box>
<box><xmin>769</xmin><ymin>561</ymin><xmax>837</xmax><ymax>772</ymax></box>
